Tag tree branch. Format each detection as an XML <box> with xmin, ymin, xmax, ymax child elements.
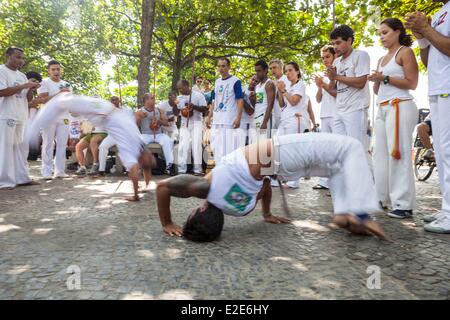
<box><xmin>112</xmin><ymin>8</ymin><xmax>140</xmax><ymax>26</ymax></box>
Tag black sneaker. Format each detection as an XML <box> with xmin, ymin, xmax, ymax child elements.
<box><xmin>387</xmin><ymin>209</ymin><xmax>413</xmax><ymax>219</ymax></box>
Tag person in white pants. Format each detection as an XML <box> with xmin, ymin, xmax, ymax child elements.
<box><xmin>37</xmin><ymin>60</ymin><xmax>72</xmax><ymax>179</ymax></box>
<box><xmin>29</xmin><ymin>93</ymin><xmax>155</xmax><ymax>202</ymax></box>
<box><xmin>313</xmin><ymin>45</ymin><xmax>338</xmax><ymax>190</ymax></box>
<box><xmin>406</xmin><ymin>1</ymin><xmax>450</xmax><ymax>233</ymax></box>
<box><xmin>276</xmin><ymin>61</ymin><xmax>308</xmax><ymax>189</ymax></box>
<box><xmin>158</xmin><ymin>92</ymin><xmax>179</xmax><ymax>144</ymax></box>
<box><xmin>326</xmin><ymin>25</ymin><xmax>371</xmax><ymax>153</ymax></box>
<box><xmin>156</xmin><ymin>133</ymin><xmax>387</xmax><ymax>242</ymax></box>
<box><xmin>176</xmin><ymin>80</ymin><xmax>208</xmax><ymax>175</ymax></box>
<box><xmin>368</xmin><ymin>18</ymin><xmax>419</xmax><ymax>219</ymax></box>
<box><xmin>207</xmin><ymin>58</ymin><xmax>244</xmax><ymax>164</ymax></box>
<box><xmin>241</xmin><ymin>76</ymin><xmax>258</xmax><ymax>146</ymax></box>
<box><xmin>136</xmin><ymin>93</ymin><xmax>173</xmax><ymax>175</ymax></box>
<box><xmin>249</xmin><ymin>60</ymin><xmax>276</xmax><ymax>145</ymax></box>
<box><xmin>0</xmin><ymin>47</ymin><xmax>40</xmax><ymax>189</ymax></box>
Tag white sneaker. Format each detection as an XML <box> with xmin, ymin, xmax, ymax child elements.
<box><xmin>270</xmin><ymin>178</ymin><xmax>279</xmax><ymax>187</ymax></box>
<box><xmin>286</xmin><ymin>180</ymin><xmax>300</xmax><ymax>189</ymax></box>
<box><xmin>55</xmin><ymin>173</ymin><xmax>69</xmax><ymax>178</ymax></box>
<box><xmin>423</xmin><ymin>211</ymin><xmax>446</xmax><ymax>223</ymax></box>
<box><xmin>424</xmin><ymin>215</ymin><xmax>450</xmax><ymax>234</ymax></box>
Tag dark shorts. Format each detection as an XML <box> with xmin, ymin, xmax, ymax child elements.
<box><xmin>424</xmin><ymin>120</ymin><xmax>432</xmax><ymax>136</ymax></box>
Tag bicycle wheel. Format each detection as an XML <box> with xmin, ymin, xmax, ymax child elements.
<box><xmin>414</xmin><ymin>148</ymin><xmax>435</xmax><ymax>181</ymax></box>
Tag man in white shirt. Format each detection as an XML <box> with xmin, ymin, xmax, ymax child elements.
<box><xmin>326</xmin><ymin>25</ymin><xmax>371</xmax><ymax>151</ymax></box>
<box><xmin>157</xmin><ymin>91</ymin><xmax>179</xmax><ymax>143</ymax></box>
<box><xmin>269</xmin><ymin>59</ymin><xmax>291</xmax><ymax>129</ymax></box>
<box><xmin>313</xmin><ymin>45</ymin><xmax>338</xmax><ymax>190</ymax></box>
<box><xmin>406</xmin><ymin>0</ymin><xmax>450</xmax><ymax>233</ymax></box>
<box><xmin>208</xmin><ymin>58</ymin><xmax>245</xmax><ymax>164</ymax></box>
<box><xmin>0</xmin><ymin>47</ymin><xmax>40</xmax><ymax>189</ymax></box>
<box><xmin>249</xmin><ymin>60</ymin><xmax>276</xmax><ymax>144</ymax></box>
<box><xmin>176</xmin><ymin>80</ymin><xmax>208</xmax><ymax>175</ymax></box>
<box><xmin>37</xmin><ymin>60</ymin><xmax>72</xmax><ymax>179</ymax></box>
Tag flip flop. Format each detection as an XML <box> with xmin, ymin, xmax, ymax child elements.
<box><xmin>312</xmin><ymin>184</ymin><xmax>329</xmax><ymax>190</ymax></box>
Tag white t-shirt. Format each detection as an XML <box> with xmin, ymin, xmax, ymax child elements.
<box><xmin>177</xmin><ymin>90</ymin><xmax>207</xmax><ymax>127</ymax></box>
<box><xmin>320</xmin><ymin>77</ymin><xmax>337</xmax><ymax>119</ymax></box>
<box><xmin>0</xmin><ymin>65</ymin><xmax>29</xmax><ymax>123</ymax></box>
<box><xmin>37</xmin><ymin>78</ymin><xmax>72</xmax><ymax>121</ymax></box>
<box><xmin>273</xmin><ymin>74</ymin><xmax>291</xmax><ymax>120</ymax></box>
<box><xmin>428</xmin><ymin>1</ymin><xmax>450</xmax><ymax>95</ymax></box>
<box><xmin>158</xmin><ymin>100</ymin><xmax>177</xmax><ymax>132</ymax></box>
<box><xmin>334</xmin><ymin>49</ymin><xmax>370</xmax><ymax>113</ymax></box>
<box><xmin>213</xmin><ymin>75</ymin><xmax>244</xmax><ymax>125</ymax></box>
<box><xmin>280</xmin><ymin>80</ymin><xmax>306</xmax><ymax>123</ymax></box>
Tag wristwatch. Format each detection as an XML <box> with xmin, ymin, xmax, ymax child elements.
<box><xmin>383</xmin><ymin>76</ymin><xmax>390</xmax><ymax>85</ymax></box>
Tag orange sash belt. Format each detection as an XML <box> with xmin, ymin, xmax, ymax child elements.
<box><xmin>379</xmin><ymin>98</ymin><xmax>412</xmax><ymax>160</ymax></box>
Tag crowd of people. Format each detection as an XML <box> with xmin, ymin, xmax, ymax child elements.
<box><xmin>1</xmin><ymin>1</ymin><xmax>449</xmax><ymax>239</ymax></box>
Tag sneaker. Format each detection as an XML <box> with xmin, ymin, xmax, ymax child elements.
<box><xmin>88</xmin><ymin>164</ymin><xmax>99</xmax><ymax>175</ymax></box>
<box><xmin>286</xmin><ymin>180</ymin><xmax>300</xmax><ymax>189</ymax></box>
<box><xmin>75</xmin><ymin>167</ymin><xmax>87</xmax><ymax>176</ymax></box>
<box><xmin>424</xmin><ymin>216</ymin><xmax>450</xmax><ymax>234</ymax></box>
<box><xmin>387</xmin><ymin>209</ymin><xmax>413</xmax><ymax>219</ymax></box>
<box><xmin>55</xmin><ymin>173</ymin><xmax>69</xmax><ymax>178</ymax></box>
<box><xmin>271</xmin><ymin>178</ymin><xmax>280</xmax><ymax>187</ymax></box>
<box><xmin>423</xmin><ymin>211</ymin><xmax>446</xmax><ymax>223</ymax></box>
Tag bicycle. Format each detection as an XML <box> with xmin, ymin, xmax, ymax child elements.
<box><xmin>412</xmin><ymin>108</ymin><xmax>435</xmax><ymax>182</ymax></box>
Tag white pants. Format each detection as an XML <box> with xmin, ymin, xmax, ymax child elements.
<box><xmin>211</xmin><ymin>124</ymin><xmax>246</xmax><ymax>164</ymax></box>
<box><xmin>0</xmin><ymin>120</ymin><xmax>31</xmax><ymax>188</ymax></box>
<box><xmin>41</xmin><ymin>120</ymin><xmax>69</xmax><ymax>177</ymax></box>
<box><xmin>98</xmin><ymin>135</ymin><xmax>116</xmax><ymax>172</ymax></box>
<box><xmin>178</xmin><ymin>122</ymin><xmax>203</xmax><ymax>173</ymax></box>
<box><xmin>373</xmin><ymin>101</ymin><xmax>418</xmax><ymax>210</ymax></box>
<box><xmin>142</xmin><ymin>132</ymin><xmax>174</xmax><ymax>167</ymax></box>
<box><xmin>318</xmin><ymin>117</ymin><xmax>334</xmax><ymax>188</ymax></box>
<box><xmin>276</xmin><ymin>117</ymin><xmax>309</xmax><ymax>188</ymax></box>
<box><xmin>276</xmin><ymin>133</ymin><xmax>380</xmax><ymax>215</ymax></box>
<box><xmin>334</xmin><ymin>109</ymin><xmax>368</xmax><ymax>148</ymax></box>
<box><xmin>430</xmin><ymin>95</ymin><xmax>450</xmax><ymax>216</ymax></box>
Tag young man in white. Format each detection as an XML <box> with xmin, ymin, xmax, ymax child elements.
<box><xmin>156</xmin><ymin>133</ymin><xmax>387</xmax><ymax>242</ymax></box>
<box><xmin>136</xmin><ymin>93</ymin><xmax>173</xmax><ymax>175</ymax></box>
<box><xmin>326</xmin><ymin>25</ymin><xmax>371</xmax><ymax>152</ymax></box>
<box><xmin>269</xmin><ymin>59</ymin><xmax>291</xmax><ymax>129</ymax></box>
<box><xmin>29</xmin><ymin>93</ymin><xmax>155</xmax><ymax>201</ymax></box>
<box><xmin>249</xmin><ymin>60</ymin><xmax>276</xmax><ymax>144</ymax></box>
<box><xmin>0</xmin><ymin>47</ymin><xmax>40</xmax><ymax>189</ymax></box>
<box><xmin>37</xmin><ymin>60</ymin><xmax>72</xmax><ymax>179</ymax></box>
<box><xmin>98</xmin><ymin>96</ymin><xmax>125</xmax><ymax>175</ymax></box>
<box><xmin>157</xmin><ymin>91</ymin><xmax>179</xmax><ymax>143</ymax></box>
<box><xmin>176</xmin><ymin>80</ymin><xmax>208</xmax><ymax>175</ymax></box>
<box><xmin>406</xmin><ymin>0</ymin><xmax>450</xmax><ymax>233</ymax></box>
<box><xmin>207</xmin><ymin>58</ymin><xmax>244</xmax><ymax>164</ymax></box>
<box><xmin>313</xmin><ymin>45</ymin><xmax>338</xmax><ymax>190</ymax></box>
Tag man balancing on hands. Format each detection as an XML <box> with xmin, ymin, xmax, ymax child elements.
<box><xmin>156</xmin><ymin>132</ymin><xmax>388</xmax><ymax>242</ymax></box>
<box><xmin>29</xmin><ymin>93</ymin><xmax>156</xmax><ymax>201</ymax></box>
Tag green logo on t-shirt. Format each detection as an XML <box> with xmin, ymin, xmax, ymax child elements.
<box><xmin>224</xmin><ymin>184</ymin><xmax>251</xmax><ymax>212</ymax></box>
<box><xmin>256</xmin><ymin>92</ymin><xmax>264</xmax><ymax>104</ymax></box>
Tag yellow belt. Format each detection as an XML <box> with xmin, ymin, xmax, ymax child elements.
<box><xmin>379</xmin><ymin>98</ymin><xmax>413</xmax><ymax>160</ymax></box>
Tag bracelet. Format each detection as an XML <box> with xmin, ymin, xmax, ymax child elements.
<box><xmin>417</xmin><ymin>38</ymin><xmax>430</xmax><ymax>49</ymax></box>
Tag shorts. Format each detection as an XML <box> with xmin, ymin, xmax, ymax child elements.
<box><xmin>82</xmin><ymin>132</ymin><xmax>107</xmax><ymax>143</ymax></box>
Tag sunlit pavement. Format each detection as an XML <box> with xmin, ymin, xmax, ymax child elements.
<box><xmin>0</xmin><ymin>161</ymin><xmax>449</xmax><ymax>299</ymax></box>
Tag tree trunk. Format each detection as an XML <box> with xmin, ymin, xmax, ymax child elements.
<box><xmin>137</xmin><ymin>0</ymin><xmax>156</xmax><ymax>107</ymax></box>
<box><xmin>171</xmin><ymin>36</ymin><xmax>184</xmax><ymax>92</ymax></box>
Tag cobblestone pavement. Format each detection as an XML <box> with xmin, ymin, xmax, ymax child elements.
<box><xmin>0</xmin><ymin>161</ymin><xmax>449</xmax><ymax>300</ymax></box>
